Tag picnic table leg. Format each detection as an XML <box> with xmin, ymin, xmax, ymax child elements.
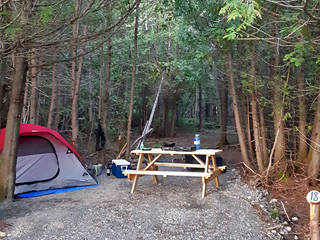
<box><xmin>211</xmin><ymin>155</ymin><xmax>219</xmax><ymax>188</ymax></box>
<box><xmin>131</xmin><ymin>153</ymin><xmax>144</xmax><ymax>193</ymax></box>
<box><xmin>202</xmin><ymin>177</ymin><xmax>207</xmax><ymax>198</ymax></box>
<box><xmin>147</xmin><ymin>154</ymin><xmax>158</xmax><ymax>184</ymax></box>
<box><xmin>202</xmin><ymin>155</ymin><xmax>210</xmax><ymax>198</ymax></box>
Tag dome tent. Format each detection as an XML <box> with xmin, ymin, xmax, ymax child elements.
<box><xmin>0</xmin><ymin>124</ymin><xmax>97</xmax><ymax>197</ymax></box>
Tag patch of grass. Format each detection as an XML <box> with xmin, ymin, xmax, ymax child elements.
<box><xmin>152</xmin><ymin>143</ymin><xmax>162</xmax><ymax>148</ymax></box>
<box><xmin>270</xmin><ymin>205</ymin><xmax>279</xmax><ymax>219</ymax></box>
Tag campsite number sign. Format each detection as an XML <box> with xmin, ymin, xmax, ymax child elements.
<box><xmin>306</xmin><ymin>190</ymin><xmax>320</xmax><ymax>204</ymax></box>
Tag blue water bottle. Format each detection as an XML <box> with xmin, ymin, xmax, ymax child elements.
<box><xmin>194</xmin><ymin>134</ymin><xmax>200</xmax><ymax>150</ymax></box>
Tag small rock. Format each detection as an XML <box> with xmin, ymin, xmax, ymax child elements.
<box><xmin>294</xmin><ymin>235</ymin><xmax>298</xmax><ymax>240</ymax></box>
<box><xmin>279</xmin><ymin>230</ymin><xmax>284</xmax><ymax>235</ymax></box>
<box><xmin>283</xmin><ymin>221</ymin><xmax>288</xmax><ymax>225</ymax></box>
<box><xmin>248</xmin><ymin>196</ymin><xmax>252</xmax><ymax>200</ymax></box>
<box><xmin>231</xmin><ymin>169</ymin><xmax>236</xmax><ymax>172</ymax></box>
<box><xmin>271</xmin><ymin>230</ymin><xmax>277</xmax><ymax>234</ymax></box>
<box><xmin>292</xmin><ymin>217</ymin><xmax>298</xmax><ymax>222</ymax></box>
<box><xmin>0</xmin><ymin>232</ymin><xmax>6</xmax><ymax>237</ymax></box>
<box><xmin>270</xmin><ymin>198</ymin><xmax>277</xmax><ymax>204</ymax></box>
<box><xmin>285</xmin><ymin>226</ymin><xmax>292</xmax><ymax>232</ymax></box>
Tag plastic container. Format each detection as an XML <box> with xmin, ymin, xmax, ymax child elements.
<box><xmin>94</xmin><ymin>164</ymin><xmax>103</xmax><ymax>176</ymax></box>
<box><xmin>112</xmin><ymin>159</ymin><xmax>130</xmax><ymax>178</ymax></box>
<box><xmin>194</xmin><ymin>134</ymin><xmax>200</xmax><ymax>150</ymax></box>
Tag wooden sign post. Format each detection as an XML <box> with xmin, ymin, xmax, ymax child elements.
<box><xmin>306</xmin><ymin>190</ymin><xmax>320</xmax><ymax>240</ymax></box>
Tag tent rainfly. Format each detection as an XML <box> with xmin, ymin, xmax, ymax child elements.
<box><xmin>0</xmin><ymin>124</ymin><xmax>97</xmax><ymax>196</ymax></box>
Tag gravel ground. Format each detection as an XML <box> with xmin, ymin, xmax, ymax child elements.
<box><xmin>0</xmin><ymin>166</ymin><xmax>281</xmax><ymax>240</ymax></box>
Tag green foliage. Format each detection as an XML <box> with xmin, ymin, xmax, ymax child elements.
<box><xmin>278</xmin><ymin>170</ymin><xmax>288</xmax><ymax>182</ymax></box>
<box><xmin>270</xmin><ymin>205</ymin><xmax>279</xmax><ymax>219</ymax></box>
<box><xmin>39</xmin><ymin>6</ymin><xmax>53</xmax><ymax>23</ymax></box>
<box><xmin>4</xmin><ymin>27</ymin><xmax>20</xmax><ymax>37</ymax></box>
<box><xmin>281</xmin><ymin>112</ymin><xmax>291</xmax><ymax>121</ymax></box>
<box><xmin>283</xmin><ymin>43</ymin><xmax>305</xmax><ymax>67</ymax></box>
<box><xmin>219</xmin><ymin>0</ymin><xmax>261</xmax><ymax>39</ymax></box>
<box><xmin>203</xmin><ymin>121</ymin><xmax>220</xmax><ymax>130</ymax></box>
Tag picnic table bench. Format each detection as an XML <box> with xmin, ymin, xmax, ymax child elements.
<box><xmin>123</xmin><ymin>148</ymin><xmax>225</xmax><ymax>198</ymax></box>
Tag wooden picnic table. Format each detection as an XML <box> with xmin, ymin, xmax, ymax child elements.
<box><xmin>123</xmin><ymin>148</ymin><xmax>225</xmax><ymax>198</ymax></box>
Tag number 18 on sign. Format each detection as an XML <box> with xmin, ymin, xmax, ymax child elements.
<box><xmin>307</xmin><ymin>190</ymin><xmax>320</xmax><ymax>240</ymax></box>
<box><xmin>307</xmin><ymin>190</ymin><xmax>320</xmax><ymax>204</ymax></box>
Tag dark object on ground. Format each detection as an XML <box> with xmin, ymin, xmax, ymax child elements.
<box><xmin>174</xmin><ymin>146</ymin><xmax>196</xmax><ymax>151</ymax></box>
<box><xmin>163</xmin><ymin>142</ymin><xmax>175</xmax><ymax>147</ymax></box>
<box><xmin>161</xmin><ymin>146</ymin><xmax>174</xmax><ymax>151</ymax></box>
<box><xmin>96</xmin><ymin>119</ymin><xmax>106</xmax><ymax>151</ymax></box>
<box><xmin>185</xmin><ymin>154</ymin><xmax>226</xmax><ymax>173</ymax></box>
<box><xmin>106</xmin><ymin>164</ymin><xmax>111</xmax><ymax>176</ymax></box>
<box><xmin>142</xmin><ymin>147</ymin><xmax>152</xmax><ymax>151</ymax></box>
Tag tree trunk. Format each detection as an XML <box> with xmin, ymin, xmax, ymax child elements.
<box><xmin>296</xmin><ymin>65</ymin><xmax>308</xmax><ymax>163</ymax></box>
<box><xmin>161</xmin><ymin>100</ymin><xmax>169</xmax><ymax>137</ymax></box>
<box><xmin>71</xmin><ymin>0</ymin><xmax>87</xmax><ymax>148</ymax></box>
<box><xmin>35</xmin><ymin>70</ymin><xmax>41</xmax><ymax>124</ymax></box>
<box><xmin>29</xmin><ymin>49</ymin><xmax>38</xmax><ymax>125</ymax></box>
<box><xmin>246</xmin><ymin>96</ymin><xmax>255</xmax><ymax>162</ymax></box>
<box><xmin>205</xmin><ymin>103</ymin><xmax>210</xmax><ymax>121</ymax></box>
<box><xmin>47</xmin><ymin>52</ymin><xmax>58</xmax><ymax>129</ymax></box>
<box><xmin>218</xmin><ymin>82</ymin><xmax>228</xmax><ymax>147</ymax></box>
<box><xmin>160</xmin><ymin>15</ymin><xmax>172</xmax><ymax>137</ymax></box>
<box><xmin>141</xmin><ymin>86</ymin><xmax>147</xmax><ymax>129</ymax></box>
<box><xmin>102</xmin><ymin>34</ymin><xmax>111</xmax><ymax>133</ymax></box>
<box><xmin>259</xmin><ymin>105</ymin><xmax>269</xmax><ymax>165</ymax></box>
<box><xmin>250</xmin><ymin>45</ymin><xmax>264</xmax><ymax>173</ymax></box>
<box><xmin>170</xmin><ymin>100</ymin><xmax>176</xmax><ymax>138</ymax></box>
<box><xmin>198</xmin><ymin>85</ymin><xmax>203</xmax><ymax>132</ymax></box>
<box><xmin>212</xmin><ymin>105</ymin><xmax>217</xmax><ymax>122</ymax></box>
<box><xmin>308</xmin><ymin>86</ymin><xmax>320</xmax><ymax>186</ymax></box>
<box><xmin>52</xmin><ymin>66</ymin><xmax>60</xmax><ymax>131</ymax></box>
<box><xmin>100</xmin><ymin>18</ymin><xmax>111</xmax><ymax>167</ymax></box>
<box><xmin>97</xmin><ymin>40</ymin><xmax>104</xmax><ymax>165</ymax></box>
<box><xmin>271</xmin><ymin>22</ymin><xmax>286</xmax><ymax>163</ymax></box>
<box><xmin>21</xmin><ymin>71</ymin><xmax>30</xmax><ymax>124</ymax></box>
<box><xmin>228</xmin><ymin>50</ymin><xmax>251</xmax><ymax>167</ymax></box>
<box><xmin>0</xmin><ymin>47</ymin><xmax>28</xmax><ymax>202</ymax></box>
<box><xmin>88</xmin><ymin>69</ymin><xmax>93</xmax><ymax>123</ymax></box>
<box><xmin>125</xmin><ymin>5</ymin><xmax>140</xmax><ymax>160</ymax></box>
<box><xmin>251</xmin><ymin>91</ymin><xmax>264</xmax><ymax>173</ymax></box>
<box><xmin>0</xmin><ymin>57</ymin><xmax>7</xmax><ymax>127</ymax></box>
<box><xmin>98</xmin><ymin>35</ymin><xmax>104</xmax><ymax>120</ymax></box>
<box><xmin>70</xmin><ymin>0</ymin><xmax>80</xmax><ymax>147</ymax></box>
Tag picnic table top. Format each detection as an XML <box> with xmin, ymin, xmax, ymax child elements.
<box><xmin>131</xmin><ymin>148</ymin><xmax>223</xmax><ymax>155</ymax></box>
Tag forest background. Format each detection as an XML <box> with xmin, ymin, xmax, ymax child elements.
<box><xmin>0</xmin><ymin>0</ymin><xmax>320</xmax><ymax>204</ymax></box>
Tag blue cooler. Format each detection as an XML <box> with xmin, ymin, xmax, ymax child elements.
<box><xmin>112</xmin><ymin>159</ymin><xmax>131</xmax><ymax>178</ymax></box>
